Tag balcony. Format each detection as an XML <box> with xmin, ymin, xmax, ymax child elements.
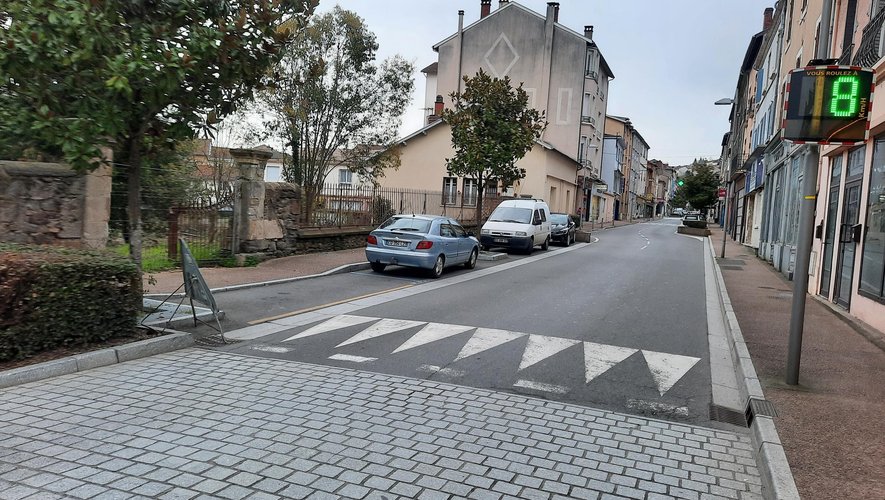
<box><xmin>581</xmin><ymin>115</ymin><xmax>596</xmax><ymax>127</ymax></box>
<box><xmin>585</xmin><ymin>70</ymin><xmax>598</xmax><ymax>81</ymax></box>
<box><xmin>853</xmin><ymin>7</ymin><xmax>885</xmax><ymax>68</ymax></box>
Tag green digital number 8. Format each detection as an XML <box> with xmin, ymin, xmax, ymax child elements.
<box><xmin>829</xmin><ymin>76</ymin><xmax>859</xmax><ymax>117</ymax></box>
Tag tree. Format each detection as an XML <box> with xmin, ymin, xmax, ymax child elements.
<box><xmin>442</xmin><ymin>69</ymin><xmax>547</xmax><ymax>223</ymax></box>
<box><xmin>673</xmin><ymin>159</ymin><xmax>719</xmax><ymax>212</ymax></box>
<box><xmin>252</xmin><ymin>6</ymin><xmax>414</xmax><ymax>221</ymax></box>
<box><xmin>0</xmin><ymin>0</ymin><xmax>317</xmax><ymax>273</ymax></box>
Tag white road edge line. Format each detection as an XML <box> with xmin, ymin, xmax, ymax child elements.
<box><xmin>249</xmin><ymin>345</ymin><xmax>291</xmax><ymax>353</ymax></box>
<box><xmin>513</xmin><ymin>379</ymin><xmax>569</xmax><ymax>394</ymax></box>
<box><xmin>328</xmin><ymin>354</ymin><xmax>377</xmax><ymax>363</ymax></box>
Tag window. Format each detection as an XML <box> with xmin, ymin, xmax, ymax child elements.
<box><xmin>755</xmin><ymin>69</ymin><xmax>764</xmax><ymax>104</ymax></box>
<box><xmin>264</xmin><ymin>165</ymin><xmax>282</xmax><ymax>182</ymax></box>
<box><xmin>450</xmin><ymin>223</ymin><xmax>467</xmax><ymax>238</ymax></box>
<box><xmin>579</xmin><ymin>136</ymin><xmax>588</xmax><ymax>162</ymax></box>
<box><xmin>582</xmin><ymin>93</ymin><xmax>592</xmax><ymax>118</ymax></box>
<box><xmin>442</xmin><ymin>177</ymin><xmax>457</xmax><ymax>205</ymax></box>
<box><xmin>859</xmin><ymin>138</ymin><xmax>885</xmax><ymax>300</ymax></box>
<box><xmin>338</xmin><ymin>168</ymin><xmax>353</xmax><ymax>185</ymax></box>
<box><xmin>439</xmin><ymin>224</ymin><xmax>455</xmax><ymax>238</ymax></box>
<box><xmin>848</xmin><ymin>145</ymin><xmax>866</xmax><ymax>178</ymax></box>
<box><xmin>462</xmin><ymin>178</ymin><xmax>478</xmax><ymax>206</ymax></box>
<box><xmin>585</xmin><ymin>49</ymin><xmax>599</xmax><ymax>78</ymax></box>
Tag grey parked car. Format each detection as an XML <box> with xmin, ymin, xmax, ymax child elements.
<box><xmin>365</xmin><ymin>215</ymin><xmax>480</xmax><ymax>278</ymax></box>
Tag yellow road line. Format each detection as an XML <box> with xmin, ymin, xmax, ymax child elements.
<box><xmin>247</xmin><ymin>284</ymin><xmax>413</xmax><ymax>325</ymax></box>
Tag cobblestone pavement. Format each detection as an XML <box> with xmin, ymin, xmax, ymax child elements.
<box><xmin>0</xmin><ymin>350</ymin><xmax>761</xmax><ymax>500</ymax></box>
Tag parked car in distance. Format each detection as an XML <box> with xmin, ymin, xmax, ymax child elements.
<box><xmin>671</xmin><ymin>208</ymin><xmax>685</xmax><ymax>217</ymax></box>
<box><xmin>549</xmin><ymin>212</ymin><xmax>576</xmax><ymax>246</ymax></box>
<box><xmin>480</xmin><ymin>199</ymin><xmax>551</xmax><ymax>253</ymax></box>
<box><xmin>365</xmin><ymin>215</ymin><xmax>480</xmax><ymax>278</ymax></box>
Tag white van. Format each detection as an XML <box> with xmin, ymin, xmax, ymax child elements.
<box><xmin>480</xmin><ymin>199</ymin><xmax>551</xmax><ymax>253</ymax></box>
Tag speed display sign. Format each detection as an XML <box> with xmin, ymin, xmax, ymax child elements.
<box><xmin>782</xmin><ymin>66</ymin><xmax>874</xmax><ymax>144</ymax></box>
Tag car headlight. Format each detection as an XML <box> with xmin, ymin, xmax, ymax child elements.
<box><xmin>515</xmin><ymin>231</ymin><xmax>527</xmax><ymax>236</ymax></box>
<box><xmin>481</xmin><ymin>229</ymin><xmax>490</xmax><ymax>235</ymax></box>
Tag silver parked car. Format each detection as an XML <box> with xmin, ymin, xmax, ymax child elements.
<box><xmin>365</xmin><ymin>215</ymin><xmax>480</xmax><ymax>278</ymax></box>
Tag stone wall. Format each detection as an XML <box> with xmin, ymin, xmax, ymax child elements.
<box><xmin>0</xmin><ymin>160</ymin><xmax>111</xmax><ymax>248</ymax></box>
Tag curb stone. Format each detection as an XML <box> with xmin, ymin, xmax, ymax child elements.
<box><xmin>707</xmin><ymin>237</ymin><xmax>800</xmax><ymax>500</ymax></box>
<box><xmin>144</xmin><ymin>262</ymin><xmax>371</xmax><ymax>299</ymax></box>
<box><xmin>0</xmin><ymin>332</ymin><xmax>194</xmax><ymax>389</ymax></box>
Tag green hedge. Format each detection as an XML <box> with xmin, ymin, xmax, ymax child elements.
<box><xmin>0</xmin><ymin>243</ymin><xmax>141</xmax><ymax>362</ymax></box>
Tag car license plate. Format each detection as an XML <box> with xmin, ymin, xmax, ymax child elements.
<box><xmin>385</xmin><ymin>240</ymin><xmax>409</xmax><ymax>247</ymax></box>
<box><xmin>494</xmin><ymin>238</ymin><xmax>508</xmax><ymax>243</ymax></box>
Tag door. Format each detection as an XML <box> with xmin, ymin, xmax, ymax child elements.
<box><xmin>834</xmin><ymin>181</ymin><xmax>862</xmax><ymax>308</ymax></box>
<box><xmin>438</xmin><ymin>223</ymin><xmax>459</xmax><ymax>262</ymax></box>
<box><xmin>449</xmin><ymin>221</ymin><xmax>471</xmax><ymax>262</ymax></box>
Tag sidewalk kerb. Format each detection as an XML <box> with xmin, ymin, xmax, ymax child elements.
<box><xmin>706</xmin><ymin>235</ymin><xmax>800</xmax><ymax>500</ymax></box>
<box><xmin>144</xmin><ymin>262</ymin><xmax>371</xmax><ymax>299</ymax></box>
<box><xmin>0</xmin><ymin>331</ymin><xmax>195</xmax><ymax>389</ymax></box>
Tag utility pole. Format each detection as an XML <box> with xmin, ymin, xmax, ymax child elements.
<box><xmin>786</xmin><ymin>0</ymin><xmax>833</xmax><ymax>386</ymax></box>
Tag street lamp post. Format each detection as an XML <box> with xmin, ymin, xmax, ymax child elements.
<box><xmin>715</xmin><ymin>98</ymin><xmax>734</xmax><ymax>258</ymax></box>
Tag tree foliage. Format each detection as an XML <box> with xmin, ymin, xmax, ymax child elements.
<box><xmin>0</xmin><ymin>0</ymin><xmax>317</xmax><ymax>272</ymax></box>
<box><xmin>442</xmin><ymin>69</ymin><xmax>547</xmax><ymax>222</ymax></box>
<box><xmin>672</xmin><ymin>159</ymin><xmax>720</xmax><ymax>211</ymax></box>
<box><xmin>251</xmin><ymin>6</ymin><xmax>414</xmax><ymax>219</ymax></box>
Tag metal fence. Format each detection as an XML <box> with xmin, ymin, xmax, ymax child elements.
<box><xmin>109</xmin><ymin>163</ymin><xmax>234</xmax><ymax>271</ymax></box>
<box><xmin>300</xmin><ymin>183</ymin><xmax>507</xmax><ymax>228</ymax></box>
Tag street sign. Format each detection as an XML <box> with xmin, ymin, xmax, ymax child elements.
<box><xmin>782</xmin><ymin>66</ymin><xmax>874</xmax><ymax>144</ymax></box>
<box><xmin>718</xmin><ymin>188</ymin><xmax>726</xmax><ymax>199</ymax></box>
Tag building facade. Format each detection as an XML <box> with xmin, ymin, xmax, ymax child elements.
<box><xmin>723</xmin><ymin>0</ymin><xmax>885</xmax><ymax>333</ymax></box>
<box><xmin>604</xmin><ymin>115</ymin><xmax>650</xmax><ymax>221</ymax></box>
<box><xmin>425</xmin><ymin>0</ymin><xmax>614</xmax><ymax>221</ymax></box>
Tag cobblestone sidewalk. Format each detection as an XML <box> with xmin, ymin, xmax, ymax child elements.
<box><xmin>0</xmin><ymin>350</ymin><xmax>761</xmax><ymax>500</ymax></box>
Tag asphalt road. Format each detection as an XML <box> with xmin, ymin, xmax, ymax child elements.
<box><xmin>214</xmin><ymin>218</ymin><xmax>712</xmax><ymax>423</ymax></box>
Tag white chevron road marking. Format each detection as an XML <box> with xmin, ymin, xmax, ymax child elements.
<box><xmin>336</xmin><ymin>318</ymin><xmax>426</xmax><ymax>347</ymax></box>
<box><xmin>277</xmin><ymin>315</ymin><xmax>703</xmax><ymax>398</ymax></box>
<box><xmin>518</xmin><ymin>335</ymin><xmax>582</xmax><ymax>371</ymax></box>
<box><xmin>392</xmin><ymin>323</ymin><xmax>475</xmax><ymax>354</ymax></box>
<box><xmin>453</xmin><ymin>328</ymin><xmax>527</xmax><ymax>361</ymax></box>
<box><xmin>282</xmin><ymin>315</ymin><xmax>378</xmax><ymax>342</ymax></box>
<box><xmin>583</xmin><ymin>342</ymin><xmax>638</xmax><ymax>384</ymax></box>
<box><xmin>641</xmin><ymin>350</ymin><xmax>701</xmax><ymax>396</ymax></box>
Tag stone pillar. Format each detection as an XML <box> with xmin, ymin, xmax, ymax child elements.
<box><xmin>81</xmin><ymin>146</ymin><xmax>113</xmax><ymax>249</ymax></box>
<box><xmin>230</xmin><ymin>148</ymin><xmax>282</xmax><ymax>253</ymax></box>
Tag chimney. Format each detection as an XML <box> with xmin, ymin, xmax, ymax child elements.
<box><xmin>498</xmin><ymin>0</ymin><xmax>508</xmax><ymax>9</ymax></box>
<box><xmin>584</xmin><ymin>25</ymin><xmax>594</xmax><ymax>40</ymax></box>
<box><xmin>429</xmin><ymin>96</ymin><xmax>445</xmax><ymax>124</ymax></box>
<box><xmin>458</xmin><ymin>9</ymin><xmax>464</xmax><ymax>31</ymax></box>
<box><xmin>480</xmin><ymin>0</ymin><xmax>491</xmax><ymax>18</ymax></box>
<box><xmin>548</xmin><ymin>2</ymin><xmax>559</xmax><ymax>22</ymax></box>
<box><xmin>763</xmin><ymin>7</ymin><xmax>773</xmax><ymax>31</ymax></box>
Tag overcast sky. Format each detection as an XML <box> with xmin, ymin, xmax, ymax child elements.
<box><xmin>314</xmin><ymin>0</ymin><xmax>775</xmax><ymax>167</ymax></box>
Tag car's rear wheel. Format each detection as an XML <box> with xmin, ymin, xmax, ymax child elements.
<box><xmin>429</xmin><ymin>255</ymin><xmax>445</xmax><ymax>278</ymax></box>
<box><xmin>370</xmin><ymin>262</ymin><xmax>386</xmax><ymax>273</ymax></box>
<box><xmin>464</xmin><ymin>248</ymin><xmax>478</xmax><ymax>269</ymax></box>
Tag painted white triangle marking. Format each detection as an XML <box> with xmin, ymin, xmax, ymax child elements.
<box><xmin>391</xmin><ymin>323</ymin><xmax>474</xmax><ymax>354</ymax></box>
<box><xmin>336</xmin><ymin>318</ymin><xmax>426</xmax><ymax>347</ymax></box>
<box><xmin>453</xmin><ymin>328</ymin><xmax>526</xmax><ymax>361</ymax></box>
<box><xmin>583</xmin><ymin>342</ymin><xmax>637</xmax><ymax>384</ymax></box>
<box><xmin>641</xmin><ymin>350</ymin><xmax>701</xmax><ymax>396</ymax></box>
<box><xmin>282</xmin><ymin>315</ymin><xmax>377</xmax><ymax>342</ymax></box>
<box><xmin>518</xmin><ymin>335</ymin><xmax>582</xmax><ymax>371</ymax></box>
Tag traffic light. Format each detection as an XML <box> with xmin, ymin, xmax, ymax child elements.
<box><xmin>677</xmin><ymin>179</ymin><xmax>685</xmax><ymax>187</ymax></box>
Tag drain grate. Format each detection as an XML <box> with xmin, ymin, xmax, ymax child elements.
<box><xmin>718</xmin><ymin>259</ymin><xmax>747</xmax><ymax>266</ymax></box>
<box><xmin>709</xmin><ymin>404</ymin><xmax>748</xmax><ymax>427</ymax></box>
<box><xmin>720</xmin><ymin>265</ymin><xmax>744</xmax><ymax>271</ymax></box>
<box><xmin>194</xmin><ymin>334</ymin><xmax>239</xmax><ymax>348</ymax></box>
<box><xmin>746</xmin><ymin>398</ymin><xmax>778</xmax><ymax>426</ymax></box>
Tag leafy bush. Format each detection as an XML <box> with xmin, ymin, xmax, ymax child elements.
<box><xmin>0</xmin><ymin>243</ymin><xmax>140</xmax><ymax>361</ymax></box>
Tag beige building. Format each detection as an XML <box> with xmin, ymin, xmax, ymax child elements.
<box><xmin>604</xmin><ymin>115</ymin><xmax>650</xmax><ymax>220</ymax></box>
<box><xmin>399</xmin><ymin>0</ymin><xmax>614</xmax><ymax>221</ymax></box>
<box><xmin>380</xmin><ymin>121</ymin><xmax>579</xmax><ymax>217</ymax></box>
